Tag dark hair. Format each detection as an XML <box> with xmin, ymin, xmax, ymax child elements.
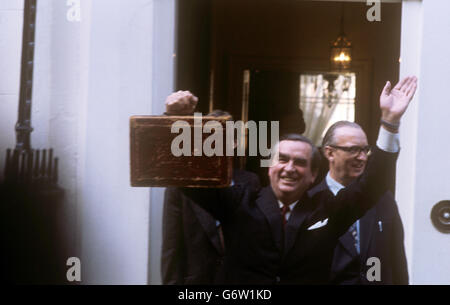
<box><xmin>276</xmin><ymin>133</ymin><xmax>321</xmax><ymax>173</ymax></box>
<box><xmin>207</xmin><ymin>109</ymin><xmax>233</xmax><ymax>120</ymax></box>
<box><xmin>322</xmin><ymin>121</ymin><xmax>363</xmax><ymax>147</ymax></box>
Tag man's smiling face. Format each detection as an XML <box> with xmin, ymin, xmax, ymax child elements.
<box><xmin>326</xmin><ymin>126</ymin><xmax>369</xmax><ymax>186</ymax></box>
<box><xmin>268</xmin><ymin>140</ymin><xmax>317</xmax><ymax>205</ymax></box>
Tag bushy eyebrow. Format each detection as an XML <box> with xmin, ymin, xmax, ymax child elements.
<box><xmin>278</xmin><ymin>153</ymin><xmax>289</xmax><ymax>160</ymax></box>
<box><xmin>278</xmin><ymin>153</ymin><xmax>308</xmax><ymax>165</ymax></box>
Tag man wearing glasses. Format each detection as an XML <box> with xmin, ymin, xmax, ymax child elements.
<box><xmin>165</xmin><ymin>76</ymin><xmax>416</xmax><ymax>284</ymax></box>
<box><xmin>309</xmin><ymin>120</ymin><xmax>408</xmax><ymax>284</ymax></box>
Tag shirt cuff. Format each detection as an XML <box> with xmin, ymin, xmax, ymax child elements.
<box><xmin>376</xmin><ymin>127</ymin><xmax>400</xmax><ymax>153</ymax></box>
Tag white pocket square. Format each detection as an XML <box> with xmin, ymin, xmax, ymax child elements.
<box><xmin>307</xmin><ymin>218</ymin><xmax>328</xmax><ymax>230</ymax></box>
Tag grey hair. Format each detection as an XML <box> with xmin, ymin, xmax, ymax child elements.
<box><xmin>207</xmin><ymin>109</ymin><xmax>233</xmax><ymax>120</ymax></box>
<box><xmin>322</xmin><ymin>121</ymin><xmax>363</xmax><ymax>147</ymax></box>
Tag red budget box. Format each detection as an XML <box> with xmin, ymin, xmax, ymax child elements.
<box><xmin>130</xmin><ymin>115</ymin><xmax>233</xmax><ymax>187</ymax></box>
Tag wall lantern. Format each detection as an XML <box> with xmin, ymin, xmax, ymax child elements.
<box><xmin>331</xmin><ymin>6</ymin><xmax>352</xmax><ymax>71</ymax></box>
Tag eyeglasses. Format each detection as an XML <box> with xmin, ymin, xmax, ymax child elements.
<box><xmin>329</xmin><ymin>145</ymin><xmax>371</xmax><ymax>156</ymax></box>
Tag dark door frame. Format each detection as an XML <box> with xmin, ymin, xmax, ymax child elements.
<box><xmin>221</xmin><ymin>55</ymin><xmax>373</xmax><ymax>142</ymax></box>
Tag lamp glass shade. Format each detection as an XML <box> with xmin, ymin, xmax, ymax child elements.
<box><xmin>331</xmin><ymin>35</ymin><xmax>352</xmax><ymax>70</ymax></box>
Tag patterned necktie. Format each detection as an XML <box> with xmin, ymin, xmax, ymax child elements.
<box><xmin>349</xmin><ymin>221</ymin><xmax>360</xmax><ymax>254</ymax></box>
<box><xmin>280</xmin><ymin>204</ymin><xmax>291</xmax><ymax>227</ymax></box>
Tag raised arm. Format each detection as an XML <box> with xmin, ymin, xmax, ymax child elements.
<box><xmin>163</xmin><ymin>90</ymin><xmax>242</xmax><ymax>223</ymax></box>
<box><xmin>165</xmin><ymin>90</ymin><xmax>198</xmax><ymax>115</ymax></box>
<box><xmin>379</xmin><ymin>75</ymin><xmax>418</xmax><ymax>133</ymax></box>
<box><xmin>328</xmin><ymin>76</ymin><xmax>418</xmax><ymax>233</ymax></box>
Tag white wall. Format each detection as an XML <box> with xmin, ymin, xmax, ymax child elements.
<box><xmin>0</xmin><ymin>0</ymin><xmax>23</xmax><ymax>180</ymax></box>
<box><xmin>0</xmin><ymin>0</ymin><xmax>178</xmax><ymax>284</ymax></box>
<box><xmin>79</xmin><ymin>0</ymin><xmax>155</xmax><ymax>284</ymax></box>
<box><xmin>398</xmin><ymin>0</ymin><xmax>450</xmax><ymax>284</ymax></box>
<box><xmin>147</xmin><ymin>0</ymin><xmax>176</xmax><ymax>284</ymax></box>
<box><xmin>396</xmin><ymin>0</ymin><xmax>422</xmax><ymax>283</ymax></box>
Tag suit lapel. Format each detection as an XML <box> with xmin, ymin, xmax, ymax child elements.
<box><xmin>281</xmin><ymin>180</ymin><xmax>332</xmax><ymax>256</ymax></box>
<box><xmin>255</xmin><ymin>187</ymin><xmax>284</xmax><ymax>252</ymax></box>
<box><xmin>338</xmin><ymin>230</ymin><xmax>359</xmax><ymax>257</ymax></box>
<box><xmin>310</xmin><ymin>178</ymin><xmax>378</xmax><ymax>259</ymax></box>
<box><xmin>283</xmin><ymin>195</ymin><xmax>313</xmax><ymax>257</ymax></box>
<box><xmin>190</xmin><ymin>202</ymin><xmax>224</xmax><ymax>255</ymax></box>
<box><xmin>311</xmin><ymin>179</ymin><xmax>359</xmax><ymax>257</ymax></box>
<box><xmin>308</xmin><ymin>179</ymin><xmax>329</xmax><ymax>197</ymax></box>
<box><xmin>360</xmin><ymin>206</ymin><xmax>377</xmax><ymax>258</ymax></box>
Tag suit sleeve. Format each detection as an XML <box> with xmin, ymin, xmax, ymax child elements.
<box><xmin>180</xmin><ymin>182</ymin><xmax>249</xmax><ymax>224</ymax></box>
<box><xmin>233</xmin><ymin>169</ymin><xmax>261</xmax><ymax>194</ymax></box>
<box><xmin>161</xmin><ymin>187</ymin><xmax>185</xmax><ymax>284</ymax></box>
<box><xmin>389</xmin><ymin>198</ymin><xmax>409</xmax><ymax>284</ymax></box>
<box><xmin>326</xmin><ymin>146</ymin><xmax>399</xmax><ymax>237</ymax></box>
<box><xmin>248</xmin><ymin>172</ymin><xmax>262</xmax><ymax>193</ymax></box>
<box><xmin>179</xmin><ymin>170</ymin><xmax>260</xmax><ymax>226</ymax></box>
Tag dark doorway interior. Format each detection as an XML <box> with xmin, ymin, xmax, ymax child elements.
<box><xmin>174</xmin><ymin>0</ymin><xmax>402</xmax><ymax>186</ymax></box>
<box><xmin>246</xmin><ymin>70</ymin><xmax>306</xmax><ymax>186</ymax></box>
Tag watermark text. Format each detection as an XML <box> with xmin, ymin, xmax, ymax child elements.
<box><xmin>170</xmin><ymin>113</ymin><xmax>279</xmax><ymax>167</ymax></box>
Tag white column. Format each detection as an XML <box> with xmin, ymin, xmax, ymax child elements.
<box><xmin>148</xmin><ymin>0</ymin><xmax>176</xmax><ymax>285</ymax></box>
<box><xmin>0</xmin><ymin>0</ymin><xmax>23</xmax><ymax>180</ymax></box>
<box><xmin>32</xmin><ymin>0</ymin><xmax>93</xmax><ymax>264</ymax></box>
<box><xmin>1</xmin><ymin>0</ymin><xmax>176</xmax><ymax>284</ymax></box>
<box><xmin>398</xmin><ymin>0</ymin><xmax>450</xmax><ymax>284</ymax></box>
<box><xmin>79</xmin><ymin>0</ymin><xmax>154</xmax><ymax>284</ymax></box>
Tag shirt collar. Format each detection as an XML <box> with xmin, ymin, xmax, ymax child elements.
<box><xmin>278</xmin><ymin>200</ymin><xmax>299</xmax><ymax>210</ymax></box>
<box><xmin>325</xmin><ymin>172</ymin><xmax>345</xmax><ymax>196</ymax></box>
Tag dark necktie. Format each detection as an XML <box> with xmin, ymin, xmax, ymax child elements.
<box><xmin>280</xmin><ymin>204</ymin><xmax>291</xmax><ymax>227</ymax></box>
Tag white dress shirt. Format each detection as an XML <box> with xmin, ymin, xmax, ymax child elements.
<box><xmin>278</xmin><ymin>200</ymin><xmax>299</xmax><ymax>223</ymax></box>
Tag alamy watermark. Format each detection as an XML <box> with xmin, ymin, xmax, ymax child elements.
<box><xmin>67</xmin><ymin>0</ymin><xmax>81</xmax><ymax>22</ymax></box>
<box><xmin>64</xmin><ymin>1</ymin><xmax>379</xmax><ymax>23</ymax></box>
<box><xmin>170</xmin><ymin>113</ymin><xmax>279</xmax><ymax>167</ymax></box>
<box><xmin>366</xmin><ymin>257</ymin><xmax>381</xmax><ymax>282</ymax></box>
<box><xmin>367</xmin><ymin>0</ymin><xmax>381</xmax><ymax>22</ymax></box>
<box><xmin>66</xmin><ymin>257</ymin><xmax>81</xmax><ymax>282</ymax></box>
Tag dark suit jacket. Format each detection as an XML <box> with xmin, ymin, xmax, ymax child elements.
<box><xmin>161</xmin><ymin>169</ymin><xmax>260</xmax><ymax>284</ymax></box>
<box><xmin>309</xmin><ymin>179</ymin><xmax>409</xmax><ymax>285</ymax></box>
<box><xmin>182</xmin><ymin>147</ymin><xmax>398</xmax><ymax>284</ymax></box>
